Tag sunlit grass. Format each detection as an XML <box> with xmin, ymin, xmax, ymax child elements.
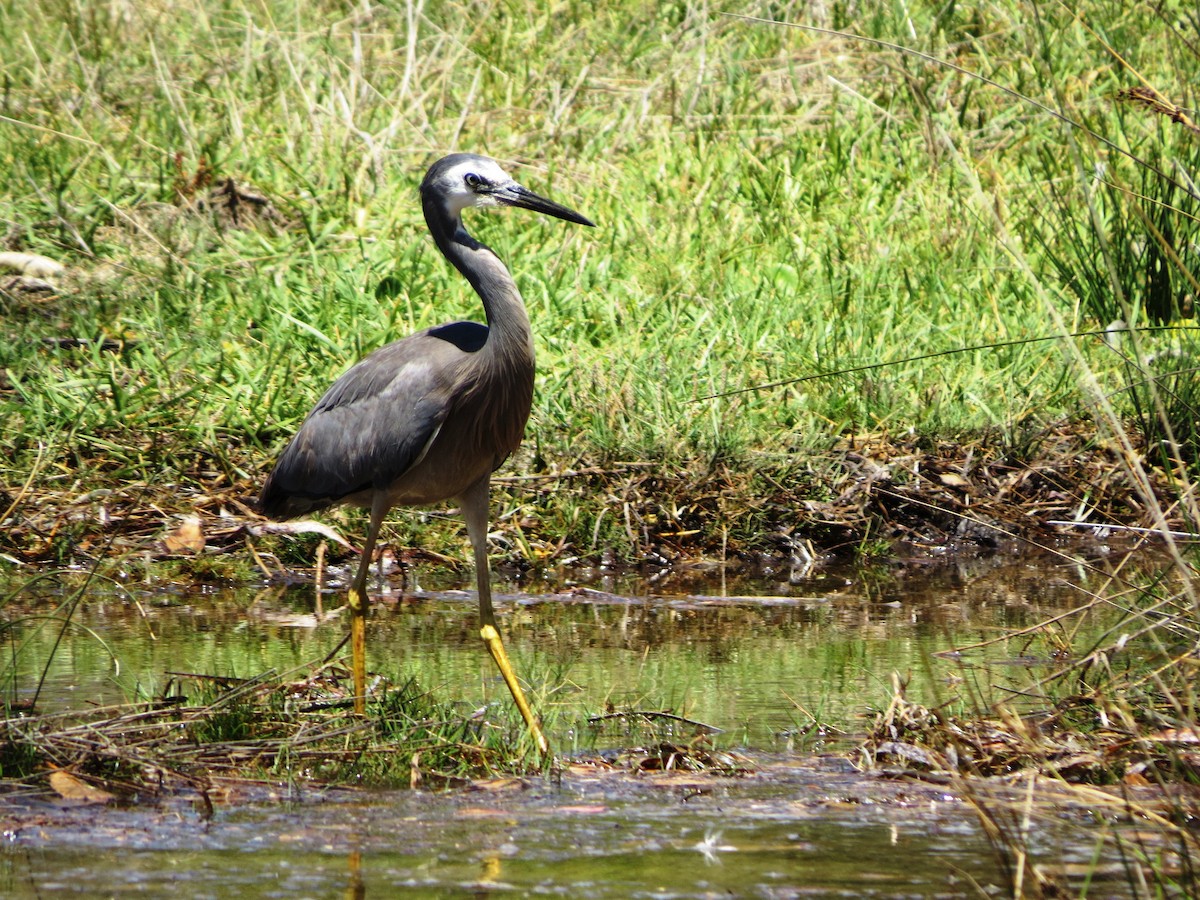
<box><xmin>6</xmin><ymin>0</ymin><xmax>1188</xmax><ymax>522</ymax></box>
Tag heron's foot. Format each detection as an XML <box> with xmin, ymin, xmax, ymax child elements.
<box><xmin>347</xmin><ymin>583</ymin><xmax>370</xmax><ymax>615</ymax></box>
<box><xmin>481</xmin><ymin>624</ymin><xmax>550</xmax><ymax>756</ymax></box>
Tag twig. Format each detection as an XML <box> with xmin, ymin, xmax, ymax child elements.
<box><xmin>587</xmin><ymin>710</ymin><xmax>724</xmax><ymax>733</ymax></box>
<box><xmin>1047</xmin><ymin>520</ymin><xmax>1200</xmax><ymax>540</ymax></box>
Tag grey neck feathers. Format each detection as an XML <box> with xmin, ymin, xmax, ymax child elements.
<box><xmin>423</xmin><ymin>198</ymin><xmax>532</xmax><ymax>352</ymax></box>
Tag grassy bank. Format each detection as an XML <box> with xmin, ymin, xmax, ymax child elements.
<box><xmin>1</xmin><ymin>0</ymin><xmax>1197</xmax><ymax>568</ymax></box>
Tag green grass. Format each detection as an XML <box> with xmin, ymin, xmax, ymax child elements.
<box><xmin>5</xmin><ymin>0</ymin><xmax>1195</xmax><ymax>525</ymax></box>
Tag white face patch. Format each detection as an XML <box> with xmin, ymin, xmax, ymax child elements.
<box><xmin>434</xmin><ymin>158</ymin><xmax>518</xmax><ymax>219</ymax></box>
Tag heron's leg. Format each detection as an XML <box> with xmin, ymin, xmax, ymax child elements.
<box><xmin>347</xmin><ymin>495</ymin><xmax>388</xmax><ymax>715</ymax></box>
<box><xmin>460</xmin><ymin>476</ymin><xmax>549</xmax><ymax>756</ymax></box>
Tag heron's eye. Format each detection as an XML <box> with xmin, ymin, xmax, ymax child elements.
<box><xmin>464</xmin><ymin>173</ymin><xmax>484</xmax><ymax>190</ymax></box>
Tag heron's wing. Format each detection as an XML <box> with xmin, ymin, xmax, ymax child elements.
<box><xmin>259</xmin><ymin>323</ymin><xmax>486</xmax><ymax>518</ymax></box>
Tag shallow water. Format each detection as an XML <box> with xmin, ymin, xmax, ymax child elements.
<box><xmin>0</xmin><ymin>548</ymin><xmax>1153</xmax><ymax>896</ymax></box>
<box><xmin>5</xmin><ymin>757</ymin><xmax>1007</xmax><ymax>898</ymax></box>
<box><xmin>11</xmin><ymin>552</ymin><xmax>1097</xmax><ymax>745</ymax></box>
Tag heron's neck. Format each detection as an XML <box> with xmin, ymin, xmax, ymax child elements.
<box><xmin>424</xmin><ymin>202</ymin><xmax>533</xmax><ymax>355</ymax></box>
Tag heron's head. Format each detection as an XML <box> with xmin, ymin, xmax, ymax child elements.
<box><xmin>421</xmin><ymin>153</ymin><xmax>595</xmax><ymax>228</ymax></box>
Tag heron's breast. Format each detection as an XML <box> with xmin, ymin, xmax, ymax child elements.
<box><xmin>383</xmin><ymin>360</ymin><xmax>533</xmax><ymax>505</ymax></box>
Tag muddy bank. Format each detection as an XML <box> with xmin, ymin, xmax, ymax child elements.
<box><xmin>1</xmin><ymin>426</ymin><xmax>1177</xmax><ymax>578</ymax></box>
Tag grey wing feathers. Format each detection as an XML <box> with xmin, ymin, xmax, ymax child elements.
<box><xmin>259</xmin><ymin>329</ymin><xmax>476</xmax><ymax>519</ymax></box>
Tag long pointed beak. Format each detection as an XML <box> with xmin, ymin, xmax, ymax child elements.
<box><xmin>498</xmin><ymin>183</ymin><xmax>596</xmax><ymax>228</ymax></box>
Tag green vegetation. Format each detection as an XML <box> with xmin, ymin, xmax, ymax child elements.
<box><xmin>1</xmin><ymin>0</ymin><xmax>1197</xmax><ymax>566</ymax></box>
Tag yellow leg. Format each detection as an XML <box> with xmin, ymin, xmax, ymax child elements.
<box><xmin>346</xmin><ymin>498</ymin><xmax>387</xmax><ymax>716</ymax></box>
<box><xmin>462</xmin><ymin>477</ymin><xmax>548</xmax><ymax>756</ymax></box>
<box><xmin>348</xmin><ymin>585</ymin><xmax>368</xmax><ymax>716</ymax></box>
<box><xmin>481</xmin><ymin>624</ymin><xmax>549</xmax><ymax>756</ymax></box>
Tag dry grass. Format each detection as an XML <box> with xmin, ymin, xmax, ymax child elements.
<box><xmin>4</xmin><ymin>420</ymin><xmax>1195</xmax><ymax>581</ymax></box>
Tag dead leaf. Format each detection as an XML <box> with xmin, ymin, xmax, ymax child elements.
<box><xmin>48</xmin><ymin>770</ymin><xmax>116</xmax><ymax>804</ymax></box>
<box><xmin>1141</xmin><ymin>728</ymin><xmax>1200</xmax><ymax>744</ymax></box>
<box><xmin>0</xmin><ymin>252</ymin><xmax>65</xmax><ymax>279</ymax></box>
<box><xmin>467</xmin><ymin>777</ymin><xmax>528</xmax><ymax>793</ymax></box>
<box><xmin>163</xmin><ymin>517</ymin><xmax>206</xmax><ymax>554</ymax></box>
<box><xmin>936</xmin><ymin>472</ymin><xmax>970</xmax><ymax>489</ymax></box>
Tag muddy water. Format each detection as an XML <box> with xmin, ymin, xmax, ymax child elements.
<box><xmin>6</xmin><ymin>760</ymin><xmax>1011</xmax><ymax>897</ymax></box>
<box><xmin>0</xmin><ymin>550</ymin><xmax>1138</xmax><ymax>896</ymax></box>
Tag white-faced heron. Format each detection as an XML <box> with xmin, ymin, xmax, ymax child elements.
<box><xmin>259</xmin><ymin>153</ymin><xmax>594</xmax><ymax>754</ymax></box>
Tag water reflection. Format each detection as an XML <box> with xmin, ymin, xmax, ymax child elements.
<box><xmin>6</xmin><ymin>551</ymin><xmax>1105</xmax><ymax>751</ymax></box>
